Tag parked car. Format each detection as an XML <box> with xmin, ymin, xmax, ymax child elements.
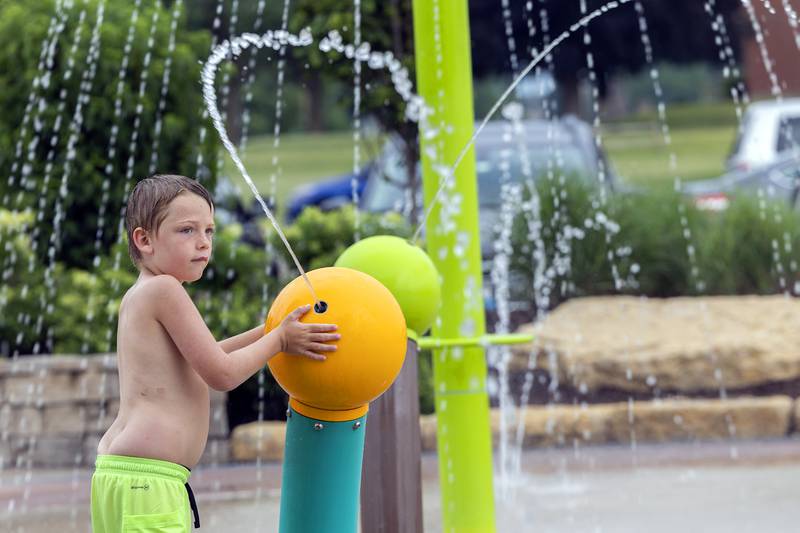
<box><xmin>285</xmin><ymin>165</ymin><xmax>372</xmax><ymax>222</ymax></box>
<box><xmin>683</xmin><ymin>151</ymin><xmax>800</xmax><ymax>211</ymax></box>
<box><xmin>727</xmin><ymin>98</ymin><xmax>800</xmax><ymax>172</ymax></box>
<box><xmin>359</xmin><ymin>115</ymin><xmax>620</xmax><ymax>255</ymax></box>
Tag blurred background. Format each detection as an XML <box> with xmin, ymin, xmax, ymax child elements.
<box><xmin>3</xmin><ymin>0</ymin><xmax>800</xmax><ymax>531</ymax></box>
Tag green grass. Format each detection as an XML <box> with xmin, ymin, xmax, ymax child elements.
<box><xmin>601</xmin><ymin>101</ymin><xmax>741</xmax><ymax>185</ymax></box>
<box><xmin>602</xmin><ymin>124</ymin><xmax>738</xmax><ymax>184</ymax></box>
<box><xmin>223</xmin><ymin>131</ymin><xmax>382</xmax><ymax>212</ymax></box>
<box><xmin>607</xmin><ymin>101</ymin><xmax>741</xmax><ymax>129</ymax></box>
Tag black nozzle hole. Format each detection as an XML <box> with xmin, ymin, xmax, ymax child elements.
<box><xmin>314</xmin><ymin>301</ymin><xmax>328</xmax><ymax>314</ymax></box>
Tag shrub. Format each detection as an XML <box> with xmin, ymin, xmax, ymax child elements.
<box><xmin>507</xmin><ymin>177</ymin><xmax>800</xmax><ymax>313</ymax></box>
<box><xmin>697</xmin><ymin>196</ymin><xmax>800</xmax><ymax>294</ymax></box>
<box><xmin>508</xmin><ymin>177</ymin><xmax>647</xmax><ymax>307</ymax></box>
<box><xmin>269</xmin><ymin>205</ymin><xmax>413</xmax><ymax>277</ymax></box>
<box><xmin>52</xmin><ymin>247</ymin><xmax>136</xmax><ymax>354</ymax></box>
<box><xmin>0</xmin><ymin>209</ymin><xmax>53</xmax><ymax>355</ymax></box>
<box><xmin>0</xmin><ymin>0</ymin><xmax>219</xmax><ymax>270</ymax></box>
<box><xmin>610</xmin><ymin>185</ymin><xmax>699</xmax><ymax>296</ymax></box>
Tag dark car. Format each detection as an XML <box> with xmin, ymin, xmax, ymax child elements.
<box><xmin>682</xmin><ymin>151</ymin><xmax>800</xmax><ymax>211</ymax></box>
<box><xmin>285</xmin><ymin>165</ymin><xmax>372</xmax><ymax>222</ymax></box>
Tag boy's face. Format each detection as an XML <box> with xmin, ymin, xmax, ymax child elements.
<box><xmin>144</xmin><ymin>192</ymin><xmax>215</xmax><ymax>282</ymax></box>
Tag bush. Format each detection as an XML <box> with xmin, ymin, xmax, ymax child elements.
<box><xmin>0</xmin><ymin>209</ymin><xmax>53</xmax><ymax>355</ymax></box>
<box><xmin>508</xmin><ymin>178</ymin><xmax>800</xmax><ymax>313</ymax></box>
<box><xmin>697</xmin><ymin>196</ymin><xmax>800</xmax><ymax>294</ymax></box>
<box><xmin>269</xmin><ymin>205</ymin><xmax>413</xmax><ymax>277</ymax></box>
<box><xmin>610</xmin><ymin>185</ymin><xmax>700</xmax><ymax>296</ymax></box>
<box><xmin>509</xmin><ymin>177</ymin><xmax>646</xmax><ymax>307</ymax></box>
<box><xmin>0</xmin><ymin>205</ymin><xmax>282</xmax><ymax>356</ymax></box>
<box><xmin>0</xmin><ymin>0</ymin><xmax>219</xmax><ymax>270</ymax></box>
<box><xmin>0</xmin><ymin>208</ymin><xmax>131</xmax><ymax>355</ymax></box>
<box><xmin>52</xmin><ymin>245</ymin><xmax>136</xmax><ymax>354</ymax></box>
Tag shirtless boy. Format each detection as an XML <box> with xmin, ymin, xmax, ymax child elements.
<box><xmin>91</xmin><ymin>174</ymin><xmax>339</xmax><ymax>532</ymax></box>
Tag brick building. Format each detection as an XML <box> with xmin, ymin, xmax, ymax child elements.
<box><xmin>740</xmin><ymin>1</ymin><xmax>800</xmax><ymax>97</ymax></box>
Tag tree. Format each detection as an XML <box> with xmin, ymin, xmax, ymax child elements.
<box><xmin>286</xmin><ymin>0</ymin><xmax>422</xmax><ymax>218</ymax></box>
<box><xmin>0</xmin><ymin>0</ymin><xmax>219</xmax><ymax>269</ymax></box>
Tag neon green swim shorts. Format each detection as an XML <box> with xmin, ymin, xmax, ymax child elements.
<box><xmin>91</xmin><ymin>454</ymin><xmax>200</xmax><ymax>532</ymax></box>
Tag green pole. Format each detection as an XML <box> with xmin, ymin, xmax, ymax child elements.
<box><xmin>412</xmin><ymin>2</ymin><xmax>496</xmax><ymax>532</ymax></box>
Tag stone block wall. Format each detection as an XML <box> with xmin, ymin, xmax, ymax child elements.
<box><xmin>231</xmin><ymin>395</ymin><xmax>800</xmax><ymax>461</ymax></box>
<box><xmin>0</xmin><ymin>355</ymin><xmax>229</xmax><ymax>468</ymax></box>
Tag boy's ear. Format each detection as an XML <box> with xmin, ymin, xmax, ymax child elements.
<box><xmin>132</xmin><ymin>227</ymin><xmax>153</xmax><ymax>256</ymax></box>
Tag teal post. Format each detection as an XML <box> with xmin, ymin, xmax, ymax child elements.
<box><xmin>279</xmin><ymin>408</ymin><xmax>368</xmax><ymax>533</ymax></box>
<box><xmin>412</xmin><ymin>1</ymin><xmax>497</xmax><ymax>532</ymax></box>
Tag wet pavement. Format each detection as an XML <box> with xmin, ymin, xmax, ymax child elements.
<box><xmin>3</xmin><ymin>438</ymin><xmax>800</xmax><ymax>532</ymax></box>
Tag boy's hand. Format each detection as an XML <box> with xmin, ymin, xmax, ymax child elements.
<box><xmin>278</xmin><ymin>304</ymin><xmax>340</xmax><ymax>361</ymax></box>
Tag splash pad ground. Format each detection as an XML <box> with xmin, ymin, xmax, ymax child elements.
<box><xmin>4</xmin><ymin>438</ymin><xmax>800</xmax><ymax>532</ymax></box>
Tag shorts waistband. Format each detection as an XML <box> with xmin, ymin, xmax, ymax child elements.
<box><xmin>95</xmin><ymin>454</ymin><xmax>190</xmax><ymax>483</ymax></box>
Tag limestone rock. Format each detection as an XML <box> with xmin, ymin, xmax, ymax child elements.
<box><xmin>513</xmin><ymin>295</ymin><xmax>800</xmax><ymax>394</ymax></box>
<box><xmin>794</xmin><ymin>399</ymin><xmax>800</xmax><ymax>433</ymax></box>
<box><xmin>230</xmin><ymin>421</ymin><xmax>286</xmax><ymax>461</ymax></box>
<box><xmin>604</xmin><ymin>395</ymin><xmax>792</xmax><ymax>443</ymax></box>
<box><xmin>43</xmin><ymin>403</ymin><xmax>87</xmax><ymax>435</ymax></box>
<box><xmin>420</xmin><ymin>396</ymin><xmax>792</xmax><ymax>449</ymax></box>
<box><xmin>419</xmin><ymin>415</ymin><xmax>438</xmax><ymax>451</ymax></box>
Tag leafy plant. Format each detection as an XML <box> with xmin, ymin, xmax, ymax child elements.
<box><xmin>0</xmin><ymin>0</ymin><xmax>219</xmax><ymax>270</ymax></box>
<box><xmin>508</xmin><ymin>177</ymin><xmax>800</xmax><ymax>314</ymax></box>
<box><xmin>269</xmin><ymin>205</ymin><xmax>412</xmax><ymax>276</ymax></box>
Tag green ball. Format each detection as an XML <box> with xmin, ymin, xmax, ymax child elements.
<box><xmin>335</xmin><ymin>235</ymin><xmax>441</xmax><ymax>335</ymax></box>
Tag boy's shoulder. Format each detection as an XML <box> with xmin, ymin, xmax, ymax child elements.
<box><xmin>125</xmin><ymin>275</ymin><xmax>186</xmax><ymax>308</ymax></box>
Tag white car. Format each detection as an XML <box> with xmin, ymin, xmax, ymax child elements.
<box><xmin>684</xmin><ymin>151</ymin><xmax>800</xmax><ymax>211</ymax></box>
<box><xmin>727</xmin><ymin>98</ymin><xmax>800</xmax><ymax>172</ymax></box>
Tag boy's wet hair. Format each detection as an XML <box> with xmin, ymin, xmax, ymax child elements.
<box><xmin>125</xmin><ymin>174</ymin><xmax>214</xmax><ymax>265</ymax></box>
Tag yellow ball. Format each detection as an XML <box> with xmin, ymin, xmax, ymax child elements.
<box><xmin>266</xmin><ymin>267</ymin><xmax>407</xmax><ymax>421</ymax></box>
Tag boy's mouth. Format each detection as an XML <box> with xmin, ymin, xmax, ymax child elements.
<box><xmin>192</xmin><ymin>257</ymin><xmax>209</xmax><ymax>263</ymax></box>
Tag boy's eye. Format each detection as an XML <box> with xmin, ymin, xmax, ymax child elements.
<box><xmin>206</xmin><ymin>228</ymin><xmax>215</xmax><ymax>236</ymax></box>
<box><xmin>181</xmin><ymin>227</ymin><xmax>193</xmax><ymax>234</ymax></box>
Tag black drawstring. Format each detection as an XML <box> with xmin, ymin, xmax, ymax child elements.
<box><xmin>185</xmin><ymin>482</ymin><xmax>200</xmax><ymax>528</ymax></box>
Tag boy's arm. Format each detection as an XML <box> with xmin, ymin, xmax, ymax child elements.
<box><xmin>218</xmin><ymin>324</ymin><xmax>265</xmax><ymax>354</ymax></box>
<box><xmin>148</xmin><ymin>276</ymin><xmax>277</xmax><ymax>390</ymax></box>
<box><xmin>148</xmin><ymin>276</ymin><xmax>336</xmax><ymax>391</ymax></box>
